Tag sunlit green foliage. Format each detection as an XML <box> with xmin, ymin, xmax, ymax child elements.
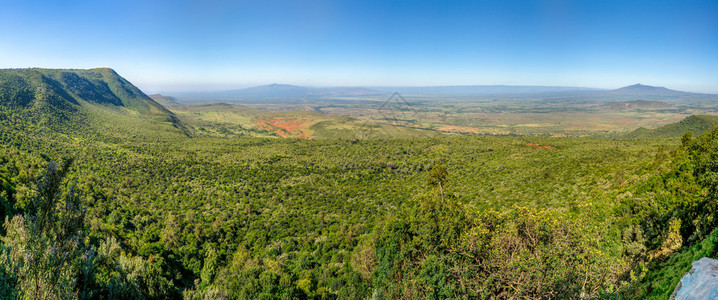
<box><xmin>0</xmin><ymin>158</ymin><xmax>91</xmax><ymax>299</ymax></box>
<box><xmin>627</xmin><ymin>115</ymin><xmax>718</xmax><ymax>139</ymax></box>
<box><xmin>2</xmin><ymin>68</ymin><xmax>718</xmax><ymax>298</ymax></box>
<box><xmin>611</xmin><ymin>125</ymin><xmax>718</xmax><ymax>298</ymax></box>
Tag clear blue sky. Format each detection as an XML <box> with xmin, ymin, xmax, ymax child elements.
<box><xmin>1</xmin><ymin>0</ymin><xmax>716</xmax><ymax>93</ymax></box>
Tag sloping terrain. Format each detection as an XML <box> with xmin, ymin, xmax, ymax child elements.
<box><xmin>626</xmin><ymin>115</ymin><xmax>718</xmax><ymax>138</ymax></box>
<box><xmin>0</xmin><ymin>68</ymin><xmax>188</xmax><ymax>141</ymax></box>
<box><xmin>149</xmin><ymin>93</ymin><xmax>183</xmax><ymax>108</ymax></box>
<box><xmin>1</xmin><ymin>68</ymin><xmax>172</xmax><ymax>115</ymax></box>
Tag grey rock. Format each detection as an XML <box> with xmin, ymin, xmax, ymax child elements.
<box><xmin>671</xmin><ymin>257</ymin><xmax>718</xmax><ymax>300</ymax></box>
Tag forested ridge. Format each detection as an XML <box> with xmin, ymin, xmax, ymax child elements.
<box><xmin>0</xmin><ymin>68</ymin><xmax>717</xmax><ymax>298</ymax></box>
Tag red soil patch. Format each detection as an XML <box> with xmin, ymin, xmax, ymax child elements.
<box><xmin>255</xmin><ymin>118</ymin><xmax>312</xmax><ymax>138</ymax></box>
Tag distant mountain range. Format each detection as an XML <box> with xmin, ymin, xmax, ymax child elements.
<box><xmin>168</xmin><ymin>83</ymin><xmax>711</xmax><ymax>103</ymax></box>
<box><xmin>544</xmin><ymin>84</ymin><xmax>710</xmax><ymax>102</ymax></box>
<box><xmin>607</xmin><ymin>84</ymin><xmax>695</xmax><ymax>97</ymax></box>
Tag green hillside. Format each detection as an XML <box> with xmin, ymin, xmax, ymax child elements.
<box><xmin>626</xmin><ymin>114</ymin><xmax>718</xmax><ymax>138</ymax></box>
<box><xmin>0</xmin><ymin>68</ymin><xmax>187</xmax><ymax>140</ymax></box>
<box><xmin>0</xmin><ymin>68</ymin><xmax>175</xmax><ymax>119</ymax></box>
<box><xmin>150</xmin><ymin>93</ymin><xmax>183</xmax><ymax>108</ymax></box>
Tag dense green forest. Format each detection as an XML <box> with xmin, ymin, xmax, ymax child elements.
<box><xmin>1</xmin><ymin>68</ymin><xmax>717</xmax><ymax>298</ymax></box>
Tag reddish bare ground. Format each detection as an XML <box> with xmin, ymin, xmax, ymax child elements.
<box><xmin>255</xmin><ymin>118</ymin><xmax>312</xmax><ymax>138</ymax></box>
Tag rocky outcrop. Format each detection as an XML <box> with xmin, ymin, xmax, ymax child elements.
<box><xmin>671</xmin><ymin>257</ymin><xmax>718</xmax><ymax>299</ymax></box>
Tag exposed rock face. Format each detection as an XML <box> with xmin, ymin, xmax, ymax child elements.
<box><xmin>671</xmin><ymin>257</ymin><xmax>718</xmax><ymax>299</ymax></box>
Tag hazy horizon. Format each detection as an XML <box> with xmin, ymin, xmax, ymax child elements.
<box><xmin>151</xmin><ymin>82</ymin><xmax>677</xmax><ymax>96</ymax></box>
<box><xmin>1</xmin><ymin>0</ymin><xmax>716</xmax><ymax>93</ymax></box>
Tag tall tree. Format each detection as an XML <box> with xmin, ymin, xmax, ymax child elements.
<box><xmin>0</xmin><ymin>158</ymin><xmax>92</xmax><ymax>299</ymax></box>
